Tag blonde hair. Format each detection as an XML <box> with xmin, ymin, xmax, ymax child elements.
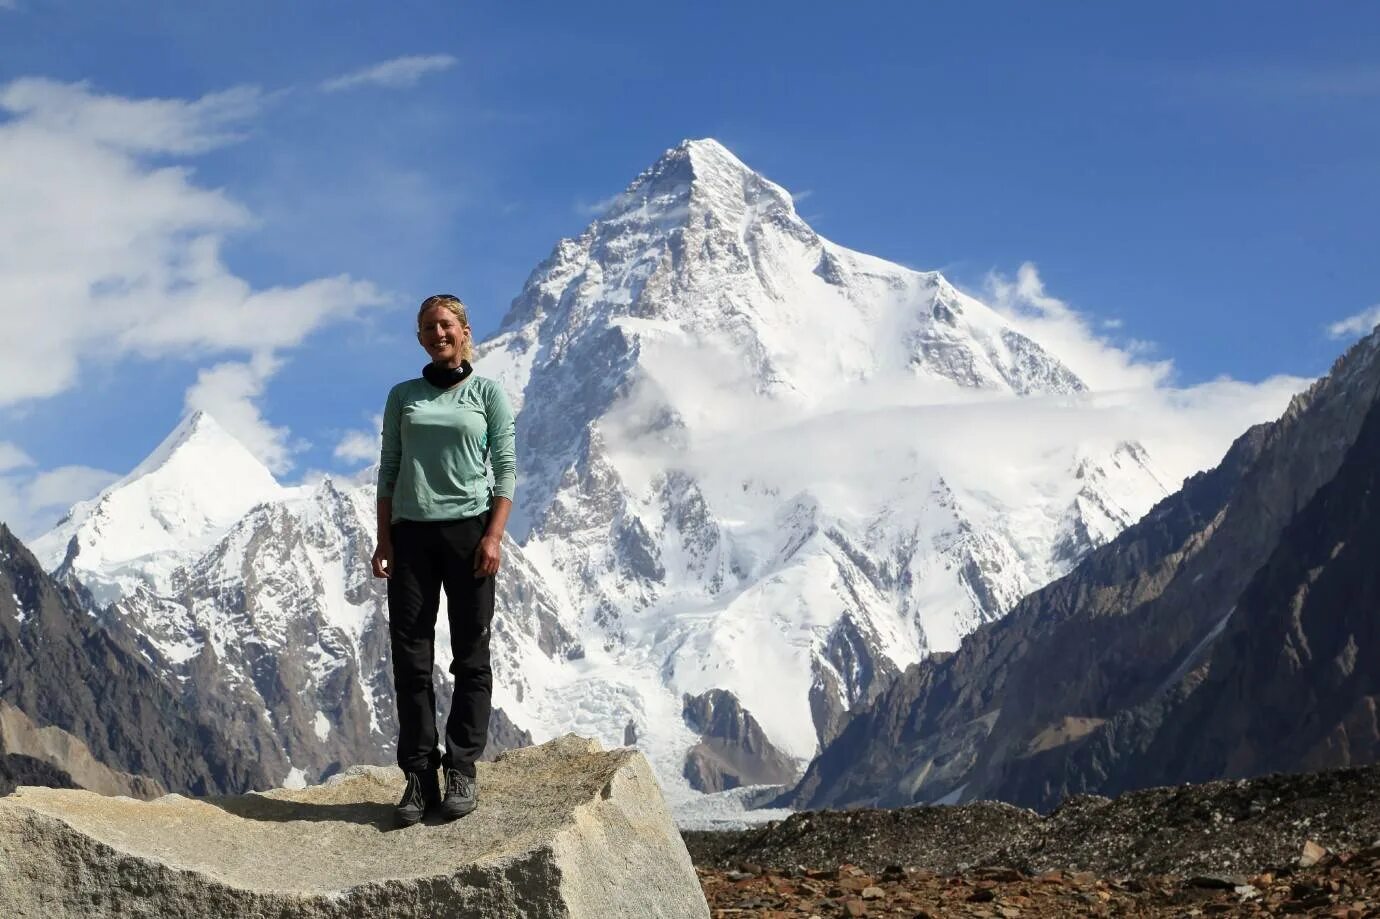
<box><xmin>417</xmin><ymin>294</ymin><xmax>475</xmax><ymax>362</ymax></box>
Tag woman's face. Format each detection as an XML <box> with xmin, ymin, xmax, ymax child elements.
<box><xmin>417</xmin><ymin>306</ymin><xmax>469</xmax><ymax>366</ymax></box>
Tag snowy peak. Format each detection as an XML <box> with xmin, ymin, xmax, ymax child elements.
<box><xmin>494</xmin><ymin>136</ymin><xmax>1084</xmax><ymax>403</ymax></box>
<box><xmin>125</xmin><ymin>410</ymin><xmax>274</xmax><ymax>484</ymax></box>
<box><xmin>604</xmin><ymin>138</ymin><xmax>798</xmax><ymax>229</ymax></box>
<box><xmin>32</xmin><ymin>410</ymin><xmax>284</xmax><ymax>602</ymax></box>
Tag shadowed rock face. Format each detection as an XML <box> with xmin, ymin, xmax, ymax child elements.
<box><xmin>0</xmin><ymin>754</ymin><xmax>77</xmax><ymax>798</ymax></box>
<box><xmin>0</xmin><ymin>525</ymin><xmax>272</xmax><ymax>796</ymax></box>
<box><xmin>782</xmin><ymin>328</ymin><xmax>1380</xmax><ymax>812</ymax></box>
<box><xmin>482</xmin><ymin>707</ymin><xmax>535</xmax><ymax>762</ymax></box>
<box><xmin>0</xmin><ymin>734</ymin><xmax>708</xmax><ymax>919</ymax></box>
<box><xmin>0</xmin><ymin>701</ymin><xmax>163</xmax><ymax>799</ymax></box>
<box><xmin>681</xmin><ymin>690</ymin><xmax>798</xmax><ymax>793</ymax></box>
<box><xmin>1121</xmin><ymin>382</ymin><xmax>1380</xmax><ymax>783</ymax></box>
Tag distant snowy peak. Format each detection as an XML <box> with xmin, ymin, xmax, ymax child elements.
<box><xmin>32</xmin><ymin>410</ymin><xmax>284</xmax><ymax>602</ymax></box>
<box><xmin>490</xmin><ymin>137</ymin><xmax>1085</xmax><ymax>405</ymax></box>
<box><xmin>606</xmin><ymin>138</ymin><xmax>797</xmax><ymax>230</ymax></box>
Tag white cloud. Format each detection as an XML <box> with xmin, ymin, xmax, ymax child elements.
<box><xmin>0</xmin><ymin>77</ymin><xmax>387</xmax><ymax>481</ymax></box>
<box><xmin>1326</xmin><ymin>304</ymin><xmax>1380</xmax><ymax>340</ymax></box>
<box><xmin>575</xmin><ymin>192</ymin><xmax>626</xmax><ymax>217</ymax></box>
<box><xmin>28</xmin><ymin>465</ymin><xmax>118</xmax><ymax>513</ymax></box>
<box><xmin>320</xmin><ymin>54</ymin><xmax>457</xmax><ymax>93</ymax></box>
<box><xmin>0</xmin><ymin>78</ymin><xmax>262</xmax><ymax>154</ymax></box>
<box><xmin>984</xmin><ymin>262</ymin><xmax>1173</xmax><ymax>391</ymax></box>
<box><xmin>0</xmin><ymin>463</ymin><xmax>117</xmax><ymax>541</ymax></box>
<box><xmin>0</xmin><ymin>442</ymin><xmax>33</xmax><ymax>474</ymax></box>
<box><xmin>334</xmin><ymin>414</ymin><xmax>382</xmax><ymax>466</ymax></box>
<box><xmin>184</xmin><ymin>354</ymin><xmax>299</xmax><ymax>475</ymax></box>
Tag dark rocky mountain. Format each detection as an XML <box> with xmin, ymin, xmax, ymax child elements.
<box><xmin>0</xmin><ymin>754</ymin><xmax>77</xmax><ymax>797</ymax></box>
<box><xmin>781</xmin><ymin>328</ymin><xmax>1380</xmax><ymax>812</ymax></box>
<box><xmin>0</xmin><ymin>523</ymin><xmax>272</xmax><ymax>795</ymax></box>
<box><xmin>681</xmin><ymin>689</ymin><xmax>798</xmax><ymax>792</ymax></box>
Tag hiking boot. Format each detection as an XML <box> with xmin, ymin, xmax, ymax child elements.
<box><xmin>440</xmin><ymin>767</ymin><xmax>478</xmax><ymax>821</ymax></box>
<box><xmin>394</xmin><ymin>768</ymin><xmax>440</xmax><ymax>827</ymax></box>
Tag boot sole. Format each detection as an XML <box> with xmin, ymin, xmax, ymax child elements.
<box><xmin>439</xmin><ymin>800</ymin><xmax>477</xmax><ymax>821</ymax></box>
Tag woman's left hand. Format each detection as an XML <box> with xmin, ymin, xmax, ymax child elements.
<box><xmin>474</xmin><ymin>534</ymin><xmax>502</xmax><ymax>577</ymax></box>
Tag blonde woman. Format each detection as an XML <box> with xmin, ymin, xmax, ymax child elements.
<box><xmin>372</xmin><ymin>293</ymin><xmax>516</xmax><ymax>827</ymax></box>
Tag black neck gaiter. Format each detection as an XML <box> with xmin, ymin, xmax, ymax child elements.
<box><xmin>422</xmin><ymin>359</ymin><xmax>473</xmax><ymax>389</ymax></box>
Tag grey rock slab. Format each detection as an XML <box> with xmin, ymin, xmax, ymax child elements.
<box><xmin>0</xmin><ymin>734</ymin><xmax>709</xmax><ymax>918</ymax></box>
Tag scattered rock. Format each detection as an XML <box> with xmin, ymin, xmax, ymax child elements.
<box><xmin>690</xmin><ymin>763</ymin><xmax>1380</xmax><ymax>917</ymax></box>
<box><xmin>1301</xmin><ymin>838</ymin><xmax>1330</xmax><ymax>868</ymax></box>
<box><xmin>685</xmin><ymin>762</ymin><xmax>1380</xmax><ymax>877</ymax></box>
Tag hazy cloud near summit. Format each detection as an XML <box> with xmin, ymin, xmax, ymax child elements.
<box><xmin>1326</xmin><ymin>304</ymin><xmax>1380</xmax><ymax>341</ymax></box>
<box><xmin>976</xmin><ymin>262</ymin><xmax>1311</xmax><ymax>483</ymax></box>
<box><xmin>984</xmin><ymin>262</ymin><xmax>1172</xmax><ymax>392</ymax></box>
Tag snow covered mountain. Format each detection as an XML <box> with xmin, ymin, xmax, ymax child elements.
<box><xmin>477</xmin><ymin>139</ymin><xmax>1168</xmax><ymax>778</ymax></box>
<box><xmin>35</xmin><ymin>139</ymin><xmax>1169</xmax><ymax>815</ymax></box>
<box><xmin>32</xmin><ymin>412</ymin><xmax>286</xmax><ymax>606</ymax></box>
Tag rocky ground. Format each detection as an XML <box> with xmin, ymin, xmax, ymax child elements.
<box><xmin>686</xmin><ymin>765</ymin><xmax>1380</xmax><ymax>917</ymax></box>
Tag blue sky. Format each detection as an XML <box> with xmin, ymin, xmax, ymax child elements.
<box><xmin>1</xmin><ymin>1</ymin><xmax>1378</xmax><ymax>537</ymax></box>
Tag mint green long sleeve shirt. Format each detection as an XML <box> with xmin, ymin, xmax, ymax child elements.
<box><xmin>376</xmin><ymin>374</ymin><xmax>516</xmax><ymax>523</ymax></box>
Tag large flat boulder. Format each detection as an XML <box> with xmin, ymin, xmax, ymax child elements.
<box><xmin>0</xmin><ymin>734</ymin><xmax>709</xmax><ymax>918</ymax></box>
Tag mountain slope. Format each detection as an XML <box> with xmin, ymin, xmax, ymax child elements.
<box><xmin>782</xmin><ymin>327</ymin><xmax>1380</xmax><ymax>811</ymax></box>
<box><xmin>110</xmin><ymin>475</ymin><xmax>559</xmax><ymax>788</ymax></box>
<box><xmin>31</xmin><ymin>411</ymin><xmax>285</xmax><ymax>605</ymax></box>
<box><xmin>0</xmin><ymin>523</ymin><xmax>271</xmax><ymax>794</ymax></box>
<box><xmin>474</xmin><ymin>138</ymin><xmax>1167</xmax><ymax>779</ymax></box>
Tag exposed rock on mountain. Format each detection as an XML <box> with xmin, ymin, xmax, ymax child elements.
<box><xmin>0</xmin><ymin>754</ymin><xmax>76</xmax><ymax>798</ymax></box>
<box><xmin>681</xmin><ymin>689</ymin><xmax>798</xmax><ymax>792</ymax></box>
<box><xmin>0</xmin><ymin>701</ymin><xmax>162</xmax><ymax>798</ymax></box>
<box><xmin>0</xmin><ymin>523</ymin><xmax>270</xmax><ymax>795</ymax></box>
<box><xmin>783</xmin><ymin>328</ymin><xmax>1380</xmax><ymax>811</ymax></box>
<box><xmin>0</xmin><ymin>735</ymin><xmax>709</xmax><ymax>919</ymax></box>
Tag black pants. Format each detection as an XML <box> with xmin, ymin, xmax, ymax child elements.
<box><xmin>387</xmin><ymin>513</ymin><xmax>494</xmax><ymax>776</ymax></box>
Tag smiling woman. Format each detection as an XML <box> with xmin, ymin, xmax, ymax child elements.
<box><xmin>371</xmin><ymin>293</ymin><xmax>516</xmax><ymax>828</ymax></box>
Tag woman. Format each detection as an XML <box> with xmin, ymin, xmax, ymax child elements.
<box><xmin>372</xmin><ymin>293</ymin><xmax>516</xmax><ymax>827</ymax></box>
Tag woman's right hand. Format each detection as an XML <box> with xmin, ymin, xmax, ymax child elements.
<box><xmin>371</xmin><ymin>540</ymin><xmax>393</xmax><ymax>579</ymax></box>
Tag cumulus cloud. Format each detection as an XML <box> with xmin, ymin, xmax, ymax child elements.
<box><xmin>333</xmin><ymin>414</ymin><xmax>383</xmax><ymax>466</ymax></box>
<box><xmin>966</xmin><ymin>261</ymin><xmax>1317</xmax><ymax>485</ymax></box>
<box><xmin>984</xmin><ymin>262</ymin><xmax>1173</xmax><ymax>391</ymax></box>
<box><xmin>0</xmin><ymin>78</ymin><xmax>262</xmax><ymax>154</ymax></box>
<box><xmin>184</xmin><ymin>354</ymin><xmax>300</xmax><ymax>475</ymax></box>
<box><xmin>0</xmin><ymin>462</ymin><xmax>118</xmax><ymax>540</ymax></box>
<box><xmin>320</xmin><ymin>54</ymin><xmax>457</xmax><ymax>92</ymax></box>
<box><xmin>1326</xmin><ymin>304</ymin><xmax>1380</xmax><ymax>340</ymax></box>
<box><xmin>27</xmin><ymin>465</ymin><xmax>119</xmax><ymax>515</ymax></box>
<box><xmin>0</xmin><ymin>442</ymin><xmax>33</xmax><ymax>474</ymax></box>
<box><xmin>0</xmin><ymin>78</ymin><xmax>386</xmax><ymax>481</ymax></box>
